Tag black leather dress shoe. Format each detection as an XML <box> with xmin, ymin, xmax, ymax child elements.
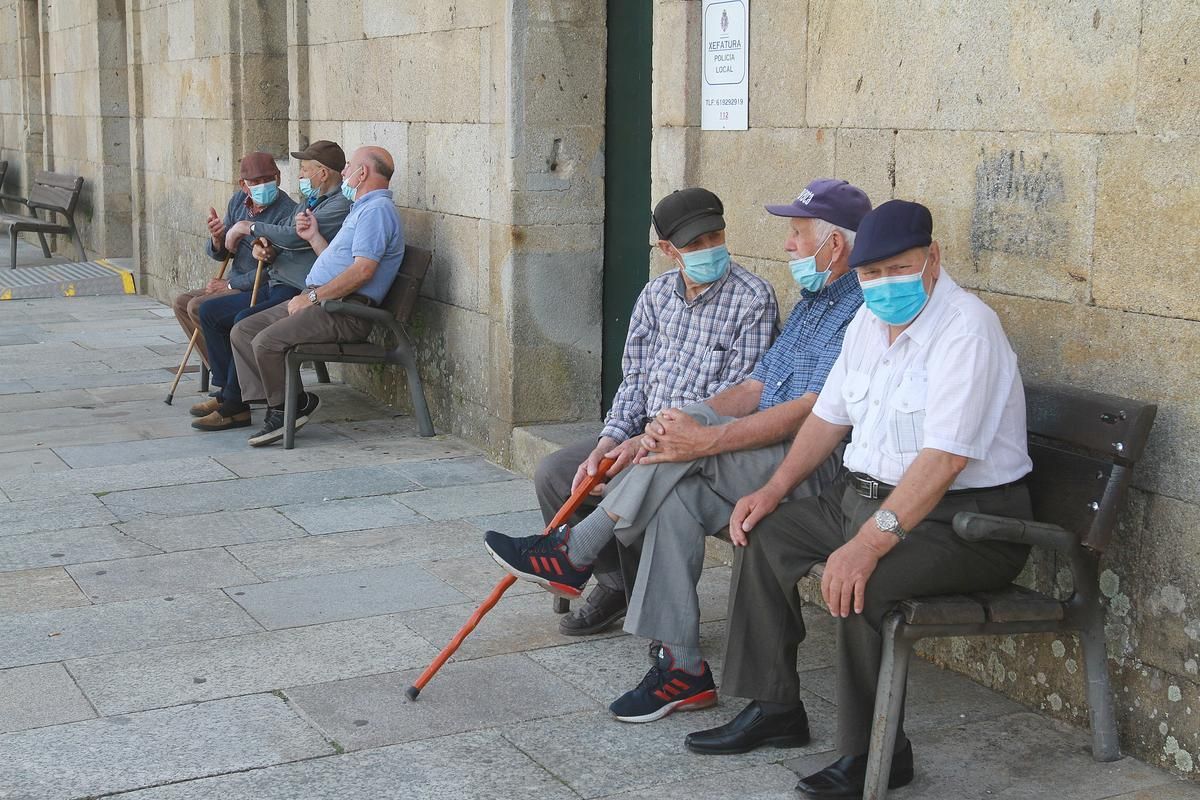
<box><xmin>684</xmin><ymin>700</ymin><xmax>810</xmax><ymax>755</ymax></box>
<box><xmin>795</xmin><ymin>740</ymin><xmax>914</xmax><ymax>799</ymax></box>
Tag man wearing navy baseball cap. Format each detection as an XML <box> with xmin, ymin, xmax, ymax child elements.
<box><xmin>690</xmin><ymin>199</ymin><xmax>1034</xmax><ymax>798</ymax></box>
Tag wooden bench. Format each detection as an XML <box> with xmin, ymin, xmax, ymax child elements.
<box><xmin>0</xmin><ymin>170</ymin><xmax>87</xmax><ymax>269</ymax></box>
<box><xmin>281</xmin><ymin>245</ymin><xmax>436</xmax><ymax>449</ymax></box>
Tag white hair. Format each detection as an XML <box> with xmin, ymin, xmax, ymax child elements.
<box><xmin>810</xmin><ymin>218</ymin><xmax>856</xmax><ymax>250</ymax></box>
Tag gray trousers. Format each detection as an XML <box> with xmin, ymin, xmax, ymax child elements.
<box><xmin>231</xmin><ymin>302</ymin><xmax>371</xmax><ymax>407</ymax></box>
<box><xmin>598</xmin><ymin>403</ymin><xmax>843</xmax><ymax>649</ymax></box>
<box><xmin>533</xmin><ymin>438</ymin><xmax>628</xmax><ymax>590</ymax></box>
<box><xmin>721</xmin><ymin>474</ymin><xmax>1031</xmax><ymax>755</ymax></box>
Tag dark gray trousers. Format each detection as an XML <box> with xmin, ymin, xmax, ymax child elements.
<box><xmin>721</xmin><ymin>474</ymin><xmax>1031</xmax><ymax>755</ymax></box>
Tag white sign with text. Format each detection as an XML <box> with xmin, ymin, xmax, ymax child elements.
<box><xmin>701</xmin><ymin>0</ymin><xmax>749</xmax><ymax>131</ymax></box>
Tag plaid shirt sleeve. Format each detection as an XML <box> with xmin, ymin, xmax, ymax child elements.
<box><xmin>804</xmin><ymin>294</ymin><xmax>859</xmax><ymax>395</ymax></box>
<box><xmin>601</xmin><ymin>287</ymin><xmax>656</xmax><ymax>443</ymax></box>
<box><xmin>706</xmin><ymin>291</ymin><xmax>778</xmax><ymax>397</ymax></box>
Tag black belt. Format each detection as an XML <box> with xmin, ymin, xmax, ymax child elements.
<box><xmin>847</xmin><ymin>471</ymin><xmax>1024</xmax><ymax>500</ymax></box>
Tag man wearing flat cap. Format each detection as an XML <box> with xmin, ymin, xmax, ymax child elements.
<box><xmin>484</xmin><ymin>186</ymin><xmax>779</xmax><ymax>634</ymax></box>
<box><xmin>171</xmin><ymin>151</ymin><xmax>297</xmax><ymax>382</ymax></box>
<box><xmin>190</xmin><ymin>141</ymin><xmax>352</xmax><ymax>430</ymax></box>
<box><xmin>686</xmin><ymin>199</ymin><xmax>1033</xmax><ymax>798</ymax></box>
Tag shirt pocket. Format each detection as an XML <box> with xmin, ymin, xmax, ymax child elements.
<box><xmin>887</xmin><ymin>369</ymin><xmax>928</xmax><ymax>456</ymax></box>
<box><xmin>701</xmin><ymin>346</ymin><xmax>731</xmax><ymax>394</ymax></box>
<box><xmin>841</xmin><ymin>370</ymin><xmax>872</xmax><ymax>421</ymax></box>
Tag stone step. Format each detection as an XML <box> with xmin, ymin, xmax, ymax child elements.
<box><xmin>1</xmin><ymin>258</ymin><xmax>136</xmax><ymax>300</ymax></box>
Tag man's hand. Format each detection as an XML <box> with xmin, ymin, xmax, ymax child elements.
<box><xmin>286</xmin><ymin>294</ymin><xmax>310</xmax><ymax>316</ymax></box>
<box><xmin>224</xmin><ymin>220</ymin><xmax>252</xmax><ymax>253</ymax></box>
<box><xmin>640</xmin><ymin>408</ymin><xmax>718</xmax><ymax>463</ymax></box>
<box><xmin>204</xmin><ymin>277</ymin><xmax>230</xmax><ymax>294</ymax></box>
<box><xmin>206</xmin><ymin>207</ymin><xmax>226</xmax><ymax>248</ymax></box>
<box><xmin>820</xmin><ymin>528</ymin><xmax>894</xmax><ymax>617</ymax></box>
<box><xmin>728</xmin><ymin>484</ymin><xmax>786</xmax><ymax>546</ymax></box>
<box><xmin>571</xmin><ymin>435</ymin><xmax>624</xmax><ymax>496</ymax></box>
<box><xmin>251</xmin><ymin>237</ymin><xmax>276</xmax><ymax>263</ymax></box>
<box><xmin>295</xmin><ymin>209</ymin><xmax>317</xmax><ymax>242</ymax></box>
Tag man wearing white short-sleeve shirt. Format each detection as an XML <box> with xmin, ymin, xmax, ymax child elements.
<box><xmin>685</xmin><ymin>200</ymin><xmax>1034</xmax><ymax>799</ymax></box>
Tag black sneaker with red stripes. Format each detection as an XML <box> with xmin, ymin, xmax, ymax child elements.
<box><xmin>483</xmin><ymin>525</ymin><xmax>592</xmax><ymax>599</ymax></box>
<box><xmin>609</xmin><ymin>647</ymin><xmax>718</xmax><ymax>723</ymax></box>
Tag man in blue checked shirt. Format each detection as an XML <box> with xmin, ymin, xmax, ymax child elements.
<box><xmin>485</xmin><ymin>179</ymin><xmax>869</xmax><ymax>725</ymax></box>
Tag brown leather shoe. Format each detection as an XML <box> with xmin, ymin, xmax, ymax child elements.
<box><xmin>189</xmin><ymin>397</ymin><xmax>221</xmax><ymax>417</ymax></box>
<box><xmin>191</xmin><ymin>409</ymin><xmax>251</xmax><ymax>431</ymax></box>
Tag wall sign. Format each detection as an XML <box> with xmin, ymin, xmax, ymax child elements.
<box><xmin>701</xmin><ymin>0</ymin><xmax>749</xmax><ymax>131</ymax></box>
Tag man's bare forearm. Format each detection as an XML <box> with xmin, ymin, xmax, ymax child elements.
<box><xmin>764</xmin><ymin>413</ymin><xmax>851</xmax><ymax>495</ymax></box>
<box><xmin>876</xmin><ymin>448</ymin><xmax>969</xmax><ymax>535</ymax></box>
<box><xmin>706</xmin><ymin>379</ymin><xmax>763</xmax><ymax>418</ymax></box>
<box><xmin>709</xmin><ymin>393</ymin><xmax>817</xmax><ymax>456</ymax></box>
<box><xmin>311</xmin><ymin>258</ymin><xmax>376</xmax><ymax>301</ymax></box>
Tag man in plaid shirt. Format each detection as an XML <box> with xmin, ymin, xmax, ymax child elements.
<box><xmin>485</xmin><ymin>179</ymin><xmax>870</xmax><ymax>725</ymax></box>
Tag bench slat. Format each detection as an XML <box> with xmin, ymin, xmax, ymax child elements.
<box><xmin>900</xmin><ymin>594</ymin><xmax>986</xmax><ymax>625</ymax></box>
<box><xmin>973</xmin><ymin>584</ymin><xmax>1064</xmax><ymax>623</ymax></box>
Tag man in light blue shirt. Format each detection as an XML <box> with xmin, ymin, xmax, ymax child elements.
<box><xmin>229</xmin><ymin>146</ymin><xmax>406</xmax><ymax>447</ymax></box>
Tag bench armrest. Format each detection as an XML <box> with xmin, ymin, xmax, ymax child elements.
<box><xmin>952</xmin><ymin>511</ymin><xmax>1075</xmax><ymax>554</ymax></box>
<box><xmin>0</xmin><ymin>193</ymin><xmax>29</xmax><ymax>205</ymax></box>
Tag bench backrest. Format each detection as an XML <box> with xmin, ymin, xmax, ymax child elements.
<box><xmin>0</xmin><ymin>160</ymin><xmax>8</xmax><ymax>191</ymax></box>
<box><xmin>380</xmin><ymin>245</ymin><xmax>432</xmax><ymax>325</ymax></box>
<box><xmin>1024</xmin><ymin>383</ymin><xmax>1157</xmax><ymax>553</ymax></box>
<box><xmin>28</xmin><ymin>171</ymin><xmax>84</xmax><ymax>216</ymax></box>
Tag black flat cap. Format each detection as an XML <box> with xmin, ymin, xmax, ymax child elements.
<box><xmin>652</xmin><ymin>188</ymin><xmax>726</xmax><ymax>248</ymax></box>
<box><xmin>848</xmin><ymin>200</ymin><xmax>934</xmax><ymax>269</ymax></box>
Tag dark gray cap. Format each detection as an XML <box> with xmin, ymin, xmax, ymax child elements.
<box><xmin>652</xmin><ymin>188</ymin><xmax>726</xmax><ymax>248</ymax></box>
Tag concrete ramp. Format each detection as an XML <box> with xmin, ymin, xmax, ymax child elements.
<box><xmin>0</xmin><ymin>258</ymin><xmax>136</xmax><ymax>300</ymax></box>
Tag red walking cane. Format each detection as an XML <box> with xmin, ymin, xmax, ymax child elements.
<box><xmin>406</xmin><ymin>456</ymin><xmax>618</xmax><ymax>700</ymax></box>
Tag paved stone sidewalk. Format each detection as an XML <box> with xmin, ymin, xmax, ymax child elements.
<box><xmin>0</xmin><ymin>294</ymin><xmax>1195</xmax><ymax>799</ymax></box>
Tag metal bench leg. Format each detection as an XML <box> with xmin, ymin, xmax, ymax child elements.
<box><xmin>8</xmin><ymin>228</ymin><xmax>15</xmax><ymax>269</ymax></box>
<box><xmin>283</xmin><ymin>351</ymin><xmax>302</xmax><ymax>450</ymax></box>
<box><xmin>394</xmin><ymin>333</ymin><xmax>435</xmax><ymax>437</ymax></box>
<box><xmin>864</xmin><ymin>613</ymin><xmax>913</xmax><ymax>800</ymax></box>
<box><xmin>552</xmin><ymin>597</ymin><xmax>570</xmax><ymax>614</ymax></box>
<box><xmin>199</xmin><ymin>364</ymin><xmax>210</xmax><ymax>393</ymax></box>
<box><xmin>1075</xmin><ymin>551</ymin><xmax>1120</xmax><ymax>761</ymax></box>
<box><xmin>312</xmin><ymin>361</ymin><xmax>331</xmax><ymax>383</ymax></box>
<box><xmin>35</xmin><ymin>230</ymin><xmax>51</xmax><ymax>258</ymax></box>
<box><xmin>68</xmin><ymin>219</ymin><xmax>86</xmax><ymax>262</ymax></box>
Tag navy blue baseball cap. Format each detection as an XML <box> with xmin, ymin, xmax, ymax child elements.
<box><xmin>764</xmin><ymin>178</ymin><xmax>873</xmax><ymax>231</ymax></box>
<box><xmin>848</xmin><ymin>199</ymin><xmax>934</xmax><ymax>269</ymax></box>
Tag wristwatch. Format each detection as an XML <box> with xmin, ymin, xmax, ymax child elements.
<box><xmin>307</xmin><ymin>288</ymin><xmax>319</xmax><ymax>305</ymax></box>
<box><xmin>873</xmin><ymin>509</ymin><xmax>907</xmax><ymax>540</ymax></box>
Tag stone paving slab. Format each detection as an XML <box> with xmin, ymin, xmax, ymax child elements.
<box><xmin>0</xmin><ymin>415</ymin><xmax>193</xmax><ymax>454</ymax></box>
<box><xmin>99</xmin><ymin>465</ymin><xmax>421</xmax><ymax>519</ymax></box>
<box><xmin>0</xmin><ymin>388</ymin><xmax>94</xmax><ymax>414</ymax></box>
<box><xmin>390</xmin><ymin>456</ymin><xmax>519</xmax><ymax>488</ymax></box>
<box><xmin>0</xmin><ymin>662</ymin><xmax>96</xmax><ymax>733</ymax></box>
<box><xmin>0</xmin><ymin>380</ymin><xmax>35</xmax><ymax>395</ymax></box>
<box><xmin>22</xmin><ymin>367</ymin><xmax>179</xmax><ymax>392</ymax></box>
<box><xmin>0</xmin><ymin>494</ymin><xmax>118</xmax><ymax>538</ymax></box>
<box><xmin>52</xmin><ymin>427</ymin><xmax>282</xmax><ymax>469</ymax></box>
<box><xmin>0</xmin><ymin>455</ymin><xmax>235</xmax><ymax>501</ymax></box>
<box><xmin>67</xmin><ymin>615</ymin><xmax>436</xmax><ymax>716</ymax></box>
<box><xmin>782</xmin><ymin>712</ymin><xmax>1179</xmax><ymax>800</ymax></box>
<box><xmin>394</xmin><ymin>478</ymin><xmax>539</xmax><ymax>520</ymax></box>
<box><xmin>116</xmin><ymin>508</ymin><xmax>306</xmax><ymax>552</ymax></box>
<box><xmin>1105</xmin><ymin>783</ymin><xmax>1200</xmax><ymax>799</ymax></box>
<box><xmin>0</xmin><ymin>591</ymin><xmax>261</xmax><ymax>668</ymax></box>
<box><xmin>599</xmin><ymin>764</ymin><xmax>803</xmax><ymax>800</ymax></box>
<box><xmin>113</xmin><ymin>729</ymin><xmax>579</xmax><ymax>800</ymax></box>
<box><xmin>287</xmin><ymin>652</ymin><xmax>595</xmax><ymax>751</ymax></box>
<box><xmin>66</xmin><ymin>549</ymin><xmax>261</xmax><ymax>603</ymax></box>
<box><xmin>212</xmin><ymin>435</ymin><xmax>478</xmax><ymax>478</ymax></box>
<box><xmin>503</xmin><ymin>704</ymin><xmax>835</xmax><ymax>799</ymax></box>
<box><xmin>465</xmin><ymin>508</ymin><xmax>546</xmax><ymax>537</ymax></box>
<box><xmin>226</xmin><ymin>520</ymin><xmax>481</xmax><ymax>581</ymax></box>
<box><xmin>420</xmin><ymin>551</ymin><xmax>544</xmax><ymax>601</ymax></box>
<box><xmin>0</xmin><ymin>525</ymin><xmax>161</xmax><ymax>572</ymax></box>
<box><xmin>227</xmin><ymin>563</ymin><xmax>468</xmax><ymax>630</ymax></box>
<box><xmin>278</xmin><ymin>495</ymin><xmax>424</xmax><ymax>535</ymax></box>
<box><xmin>0</xmin><ymin>694</ymin><xmax>333</xmax><ymax>800</ymax></box>
<box><xmin>0</xmin><ymin>566</ymin><xmax>90</xmax><ymax>615</ymax></box>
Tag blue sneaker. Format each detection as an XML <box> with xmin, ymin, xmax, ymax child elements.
<box><xmin>609</xmin><ymin>646</ymin><xmax>718</xmax><ymax>723</ymax></box>
<box><xmin>484</xmin><ymin>525</ymin><xmax>592</xmax><ymax>599</ymax></box>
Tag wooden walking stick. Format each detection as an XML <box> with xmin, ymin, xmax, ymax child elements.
<box><xmin>164</xmin><ymin>255</ymin><xmax>230</xmax><ymax>405</ymax></box>
<box><xmin>248</xmin><ymin>256</ymin><xmax>265</xmax><ymax>306</ymax></box>
<box><xmin>406</xmin><ymin>457</ymin><xmax>618</xmax><ymax>701</ymax></box>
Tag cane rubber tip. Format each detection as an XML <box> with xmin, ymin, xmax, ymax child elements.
<box><xmin>164</xmin><ymin>396</ymin><xmax>174</xmax><ymax>405</ymax></box>
<box><xmin>405</xmin><ymin>685</ymin><xmax>420</xmax><ymax>701</ymax></box>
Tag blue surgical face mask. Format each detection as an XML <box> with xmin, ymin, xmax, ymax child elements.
<box><xmin>788</xmin><ymin>230</ymin><xmax>835</xmax><ymax>293</ymax></box>
<box><xmin>298</xmin><ymin>177</ymin><xmax>317</xmax><ymax>199</ymax></box>
<box><xmin>678</xmin><ymin>244</ymin><xmax>731</xmax><ymax>284</ymax></box>
<box><xmin>247</xmin><ymin>180</ymin><xmax>278</xmax><ymax>206</ymax></box>
<box><xmin>859</xmin><ymin>252</ymin><xmax>932</xmax><ymax>326</ymax></box>
<box><xmin>341</xmin><ymin>166</ymin><xmax>363</xmax><ymax>203</ymax></box>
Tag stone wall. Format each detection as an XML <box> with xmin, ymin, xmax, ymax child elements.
<box><xmin>652</xmin><ymin>0</ymin><xmax>1200</xmax><ymax>779</ymax></box>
